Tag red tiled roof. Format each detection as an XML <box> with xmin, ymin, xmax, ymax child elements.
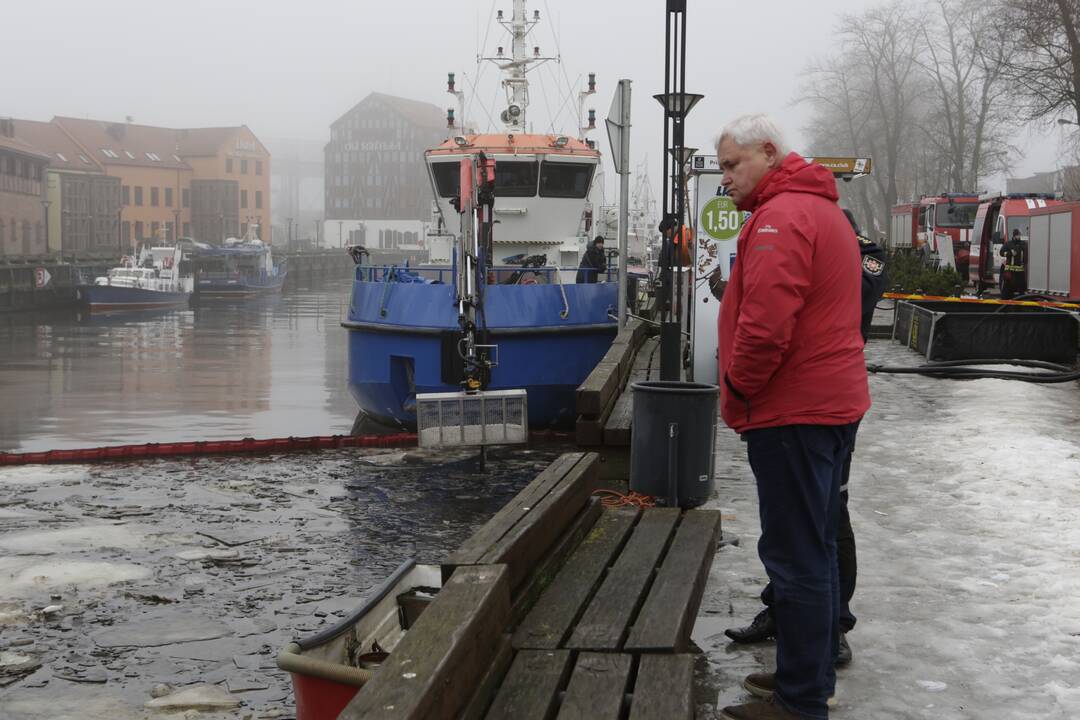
<box><xmin>0</xmin><ymin>131</ymin><xmax>51</xmax><ymax>162</ymax></box>
<box><xmin>11</xmin><ymin>119</ymin><xmax>103</xmax><ymax>171</ymax></box>
<box><xmin>175</xmin><ymin>127</ymin><xmax>240</xmax><ymax>157</ymax></box>
<box><xmin>53</xmin><ymin>116</ymin><xmax>192</xmax><ymax>170</ymax></box>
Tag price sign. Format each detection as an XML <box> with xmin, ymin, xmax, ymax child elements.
<box><xmin>700</xmin><ymin>196</ymin><xmax>743</xmax><ymax>241</ymax></box>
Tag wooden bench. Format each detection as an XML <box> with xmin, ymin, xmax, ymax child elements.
<box><xmin>513</xmin><ymin>506</ymin><xmax>721</xmax><ymax>653</ymax></box>
<box><xmin>484</xmin><ymin>650</ymin><xmax>695</xmax><ymax>720</ymax></box>
<box><xmin>340</xmin><ymin>452</ymin><xmax>720</xmax><ymax>720</ymax></box>
<box><xmin>339</xmin><ymin>564</ymin><xmax>510</xmax><ymax>720</ymax></box>
<box><xmin>603</xmin><ymin>336</ymin><xmax>660</xmax><ymax>446</ymax></box>
<box><xmin>576</xmin><ymin>320</ymin><xmax>647</xmax><ymax>446</ymax></box>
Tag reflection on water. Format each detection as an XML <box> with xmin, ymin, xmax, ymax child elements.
<box><xmin>0</xmin><ymin>280</ymin><xmax>357</xmax><ymax>452</ymax></box>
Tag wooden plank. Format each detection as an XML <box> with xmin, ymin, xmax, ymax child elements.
<box><xmin>575</xmin><ymin>414</ymin><xmax>605</xmax><ymax>446</ymax></box>
<box><xmin>627</xmin><ymin>654</ymin><xmax>694</xmax><ymax>720</ymax></box>
<box><xmin>566</xmin><ymin>508</ymin><xmax>680</xmax><ymax>651</ymax></box>
<box><xmin>556</xmin><ymin>652</ymin><xmax>632</xmax><ymax>720</ymax></box>
<box><xmin>513</xmin><ymin>506</ymin><xmax>639</xmax><ymax>650</ymax></box>
<box><xmin>444</xmin><ymin>452</ymin><xmax>586</xmax><ymax>577</ymax></box>
<box><xmin>458</xmin><ymin>634</ymin><xmax>514</xmax><ymax>720</ymax></box>
<box><xmin>484</xmin><ymin>649</ymin><xmax>572</xmax><ymax>720</ymax></box>
<box><xmin>510</xmin><ymin>497</ymin><xmax>603</xmax><ymax>628</ymax></box>
<box><xmin>631</xmin><ymin>337</ymin><xmax>658</xmax><ymax>382</ymax></box>
<box><xmin>340</xmin><ymin>564</ymin><xmax>510</xmax><ymax>720</ymax></box>
<box><xmin>576</xmin><ymin>359</ymin><xmax>620</xmax><ymax>416</ymax></box>
<box><xmin>476</xmin><ymin>453</ymin><xmax>602</xmax><ymax>593</ymax></box>
<box><xmin>625</xmin><ymin>509</ymin><xmax>722</xmax><ymax>653</ymax></box>
<box><xmin>602</xmin><ymin>388</ymin><xmax>634</xmax><ymax>446</ymax></box>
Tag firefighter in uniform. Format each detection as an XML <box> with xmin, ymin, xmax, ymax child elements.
<box><xmin>999</xmin><ymin>228</ymin><xmax>1027</xmax><ymax>300</ymax></box>
<box><xmin>724</xmin><ymin>208</ymin><xmax>886</xmax><ymax>669</ymax></box>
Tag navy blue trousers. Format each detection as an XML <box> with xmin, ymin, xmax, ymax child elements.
<box><xmin>745</xmin><ymin>422</ymin><xmax>859</xmax><ymax>720</ymax></box>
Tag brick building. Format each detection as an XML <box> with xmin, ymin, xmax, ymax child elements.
<box><xmin>0</xmin><ymin>119</ymin><xmax>50</xmax><ymax>257</ymax></box>
<box><xmin>12</xmin><ymin>119</ymin><xmax>121</xmax><ymax>254</ymax></box>
<box><xmin>325</xmin><ymin>93</ymin><xmax>448</xmax><ymax>222</ymax></box>
<box><xmin>47</xmin><ymin>118</ymin><xmax>271</xmax><ymax>248</ymax></box>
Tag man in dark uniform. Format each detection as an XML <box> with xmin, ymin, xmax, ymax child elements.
<box><xmin>999</xmin><ymin>228</ymin><xmax>1026</xmax><ymax>300</ymax></box>
<box><xmin>576</xmin><ymin>235</ymin><xmax>606</xmax><ymax>283</ymax></box>
<box><xmin>725</xmin><ymin>208</ymin><xmax>886</xmax><ymax>669</ymax></box>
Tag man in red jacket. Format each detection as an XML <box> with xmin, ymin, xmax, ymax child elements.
<box><xmin>716</xmin><ymin>115</ymin><xmax>870</xmax><ymax>720</ymax></box>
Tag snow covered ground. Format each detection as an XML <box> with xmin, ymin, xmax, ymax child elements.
<box><xmin>697</xmin><ymin>339</ymin><xmax>1080</xmax><ymax>719</ymax></box>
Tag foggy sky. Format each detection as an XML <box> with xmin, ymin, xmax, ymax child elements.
<box><xmin>2</xmin><ymin>0</ymin><xmax>1064</xmax><ymax>199</ymax></box>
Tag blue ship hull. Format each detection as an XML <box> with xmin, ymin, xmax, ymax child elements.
<box><xmin>343</xmin><ymin>278</ymin><xmax>618</xmax><ymax>430</ymax></box>
<box><xmin>76</xmin><ymin>284</ymin><xmax>191</xmax><ymax>312</ymax></box>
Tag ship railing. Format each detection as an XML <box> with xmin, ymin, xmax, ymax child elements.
<box><xmin>352</xmin><ymin>264</ymin><xmax>617</xmax><ymax>284</ymax></box>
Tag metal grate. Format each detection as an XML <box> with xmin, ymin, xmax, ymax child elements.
<box><xmin>416</xmin><ymin>389</ymin><xmax>528</xmax><ymax>447</ymax></box>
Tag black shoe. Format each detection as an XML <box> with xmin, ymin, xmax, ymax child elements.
<box><xmin>835</xmin><ymin>632</ymin><xmax>852</xmax><ymax>667</ymax></box>
<box><xmin>725</xmin><ymin>608</ymin><xmax>776</xmax><ymax>644</ymax></box>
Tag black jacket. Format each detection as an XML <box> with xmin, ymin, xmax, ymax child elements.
<box><xmin>858</xmin><ymin>235</ymin><xmax>887</xmax><ymax>342</ymax></box>
<box><xmin>576</xmin><ymin>243</ymin><xmax>606</xmax><ymax>283</ymax></box>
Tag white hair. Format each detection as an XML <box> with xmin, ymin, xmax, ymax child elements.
<box><xmin>715</xmin><ymin>114</ymin><xmax>791</xmax><ymax>157</ymax></box>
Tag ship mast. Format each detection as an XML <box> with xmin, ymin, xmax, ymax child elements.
<box><xmin>480</xmin><ymin>0</ymin><xmax>557</xmax><ymax>134</ymax></box>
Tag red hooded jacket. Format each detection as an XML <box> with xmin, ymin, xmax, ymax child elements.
<box><xmin>718</xmin><ymin>153</ymin><xmax>870</xmax><ymax>432</ymax></box>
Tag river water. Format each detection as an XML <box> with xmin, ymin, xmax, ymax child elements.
<box><xmin>0</xmin><ymin>279</ymin><xmax>358</xmax><ymax>453</ymax></box>
<box><xmin>0</xmin><ymin>279</ymin><xmax>567</xmax><ymax>718</ymax></box>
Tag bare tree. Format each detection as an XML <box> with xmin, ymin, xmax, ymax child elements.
<box><xmin>1001</xmin><ymin>0</ymin><xmax>1080</xmax><ymax>123</ymax></box>
<box><xmin>801</xmin><ymin>0</ymin><xmax>1022</xmax><ymax>245</ymax></box>
<box><xmin>917</xmin><ymin>0</ymin><xmax>1015</xmax><ymax>191</ymax></box>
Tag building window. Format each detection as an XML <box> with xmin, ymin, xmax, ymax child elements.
<box><xmin>256</xmin><ymin>160</ymin><xmax>262</xmax><ymax>175</ymax></box>
<box><xmin>151</xmin><ymin>187</ymin><xmax>159</xmax><ymax>206</ymax></box>
<box><xmin>134</xmin><ymin>221</ymin><xmax>144</xmax><ymax>241</ymax></box>
<box><xmin>255</xmin><ymin>191</ymin><xmax>262</xmax><ymax>209</ymax></box>
<box><xmin>240</xmin><ymin>190</ymin><xmax>247</xmax><ymax>209</ymax></box>
<box><xmin>122</xmin><ymin>221</ymin><xmax>130</xmax><ymax>245</ymax></box>
<box><xmin>151</xmin><ymin>221</ymin><xmax>160</xmax><ymax>238</ymax></box>
<box><xmin>134</xmin><ymin>187</ymin><xmax>143</xmax><ymax>206</ymax></box>
<box><xmin>165</xmin><ymin>222</ymin><xmax>174</xmax><ymax>241</ymax></box>
<box><xmin>165</xmin><ymin>187</ymin><xmax>173</xmax><ymax>207</ymax></box>
<box><xmin>226</xmin><ymin>158</ymin><xmax>233</xmax><ymax>173</ymax></box>
<box><xmin>182</xmin><ymin>188</ymin><xmax>190</xmax><ymax>208</ymax></box>
<box><xmin>241</xmin><ymin>159</ymin><xmax>248</xmax><ymax>174</ymax></box>
<box><xmin>122</xmin><ymin>185</ymin><xmax>130</xmax><ymax>205</ymax></box>
<box><xmin>183</xmin><ymin>222</ymin><xmax>190</xmax><ymax>237</ymax></box>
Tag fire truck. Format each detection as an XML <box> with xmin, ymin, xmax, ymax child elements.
<box><xmin>890</xmin><ymin>193</ymin><xmax>981</xmax><ymax>279</ymax></box>
<box><xmin>1025</xmin><ymin>200</ymin><xmax>1080</xmax><ymax>300</ymax></box>
<box><xmin>968</xmin><ymin>193</ymin><xmax>1062</xmax><ymax>293</ymax></box>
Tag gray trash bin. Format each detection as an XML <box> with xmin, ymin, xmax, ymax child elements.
<box><xmin>629</xmin><ymin>380</ymin><xmax>719</xmax><ymax>508</ymax></box>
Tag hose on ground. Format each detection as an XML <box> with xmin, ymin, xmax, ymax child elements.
<box><xmin>867</xmin><ymin>361</ymin><xmax>1080</xmax><ymax>384</ymax></box>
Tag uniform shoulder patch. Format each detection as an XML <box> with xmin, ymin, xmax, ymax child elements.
<box><xmin>862</xmin><ymin>255</ymin><xmax>885</xmax><ymax>276</ymax></box>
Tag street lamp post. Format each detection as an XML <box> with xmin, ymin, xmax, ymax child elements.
<box><xmin>655</xmin><ymin>0</ymin><xmax>703</xmax><ymax>381</ymax></box>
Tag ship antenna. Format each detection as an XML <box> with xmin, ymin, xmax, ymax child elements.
<box><xmin>479</xmin><ymin>0</ymin><xmax>558</xmax><ymax>134</ymax></box>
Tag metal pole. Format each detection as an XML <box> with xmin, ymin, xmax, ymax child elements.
<box><xmin>617</xmin><ymin>79</ymin><xmax>632</xmax><ymax>330</ymax></box>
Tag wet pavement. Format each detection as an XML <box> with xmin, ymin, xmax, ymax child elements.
<box><xmin>0</xmin><ymin>444</ymin><xmax>568</xmax><ymax>719</ymax></box>
<box><xmin>698</xmin><ymin>337</ymin><xmax>1080</xmax><ymax>719</ymax></box>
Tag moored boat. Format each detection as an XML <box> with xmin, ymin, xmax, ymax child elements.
<box><xmin>276</xmin><ymin>560</ymin><xmax>442</xmax><ymax>720</ymax></box>
<box><xmin>76</xmin><ymin>246</ymin><xmax>192</xmax><ymax>312</ymax></box>
<box><xmin>343</xmin><ymin>0</ymin><xmax>619</xmax><ymax>431</ymax></box>
<box><xmin>192</xmin><ymin>235</ymin><xmax>287</xmax><ymax>300</ymax></box>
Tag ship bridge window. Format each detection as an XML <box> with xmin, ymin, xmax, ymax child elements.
<box><xmin>936</xmin><ymin>203</ymin><xmax>978</xmax><ymax>228</ymax></box>
<box><xmin>494</xmin><ymin>161</ymin><xmax>538</xmax><ymax>197</ymax></box>
<box><xmin>539</xmin><ymin>162</ymin><xmax>594</xmax><ymax>199</ymax></box>
<box><xmin>431</xmin><ymin>162</ymin><xmax>460</xmax><ymax>198</ymax></box>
